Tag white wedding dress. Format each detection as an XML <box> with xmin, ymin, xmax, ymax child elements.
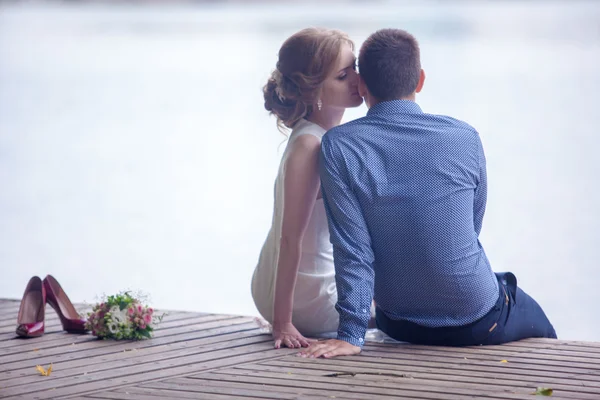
<box><xmin>251</xmin><ymin>118</ymin><xmax>338</xmax><ymax>336</ymax></box>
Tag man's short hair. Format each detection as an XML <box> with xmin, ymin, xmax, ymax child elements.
<box><xmin>358</xmin><ymin>29</ymin><xmax>421</xmax><ymax>101</ymax></box>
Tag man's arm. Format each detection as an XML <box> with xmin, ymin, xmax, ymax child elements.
<box><xmin>473</xmin><ymin>133</ymin><xmax>487</xmax><ymax>235</ymax></box>
<box><xmin>310</xmin><ymin>134</ymin><xmax>375</xmax><ymax>354</ymax></box>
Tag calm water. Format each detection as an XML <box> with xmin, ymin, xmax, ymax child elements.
<box><xmin>0</xmin><ymin>1</ymin><xmax>598</xmax><ymax>341</ymax></box>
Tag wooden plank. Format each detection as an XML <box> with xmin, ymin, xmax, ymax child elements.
<box><xmin>363</xmin><ymin>340</ymin><xmax>600</xmax><ymax>359</ymax></box>
<box><xmin>0</xmin><ymin>342</ymin><xmax>294</xmax><ymax>399</ymax></box>
<box><xmin>0</xmin><ymin>318</ymin><xmax>73</xmax><ymax>335</ymax></box>
<box><xmin>364</xmin><ymin>339</ymin><xmax>600</xmax><ymax>356</ymax></box>
<box><xmin>0</xmin><ymin>301</ymin><xmax>21</xmax><ymax>310</ymax></box>
<box><xmin>263</xmin><ymin>358</ymin><xmax>600</xmax><ymax>390</ymax></box>
<box><xmin>98</xmin><ymin>384</ymin><xmax>335</xmax><ymax>400</ymax></box>
<box><xmin>210</xmin><ymin>368</ymin><xmax>597</xmax><ymax>399</ymax></box>
<box><xmin>0</xmin><ymin>316</ymin><xmax>58</xmax><ymax>329</ymax></box>
<box><xmin>363</xmin><ymin>341</ymin><xmax>600</xmax><ymax>364</ymax></box>
<box><xmin>1</xmin><ymin>340</ymin><xmax>278</xmax><ymax>397</ymax></box>
<box><xmin>278</xmin><ymin>353</ymin><xmax>600</xmax><ymax>384</ymax></box>
<box><xmin>0</xmin><ymin>311</ymin><xmax>226</xmax><ymax>355</ymax></box>
<box><xmin>0</xmin><ymin>312</ymin><xmax>245</xmax><ymax>358</ymax></box>
<box><xmin>499</xmin><ymin>340</ymin><xmax>600</xmax><ymax>354</ymax></box>
<box><xmin>145</xmin><ymin>378</ymin><xmax>454</xmax><ymax>400</ymax></box>
<box><xmin>0</xmin><ymin>311</ymin><xmax>224</xmax><ymax>342</ymax></box>
<box><xmin>0</xmin><ymin>317</ymin><xmax>255</xmax><ymax>373</ymax></box>
<box><xmin>0</xmin><ymin>309</ymin><xmax>63</xmax><ymax>323</ymax></box>
<box><xmin>234</xmin><ymin>361</ymin><xmax>600</xmax><ymax>398</ymax></box>
<box><xmin>1</xmin><ymin>330</ymin><xmax>267</xmax><ymax>387</ymax></box>
<box><xmin>0</xmin><ymin>311</ymin><xmax>197</xmax><ymax>351</ymax></box>
<box><xmin>0</xmin><ymin>322</ymin><xmax>260</xmax><ymax>384</ymax></box>
<box><xmin>359</xmin><ymin>348</ymin><xmax>598</xmax><ymax>374</ymax></box>
<box><xmin>166</xmin><ymin>373</ymin><xmax>565</xmax><ymax>400</ymax></box>
<box><xmin>0</xmin><ymin>309</ymin><xmax>195</xmax><ymax>329</ymax></box>
<box><xmin>0</xmin><ymin>315</ymin><xmax>251</xmax><ymax>369</ymax></box>
<box><xmin>85</xmin><ymin>387</ymin><xmax>276</xmax><ymax>400</ymax></box>
<box><xmin>0</xmin><ymin>311</ymin><xmax>202</xmax><ymax>341</ymax></box>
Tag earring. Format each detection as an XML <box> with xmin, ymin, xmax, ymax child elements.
<box><xmin>317</xmin><ymin>99</ymin><xmax>322</xmax><ymax>111</ymax></box>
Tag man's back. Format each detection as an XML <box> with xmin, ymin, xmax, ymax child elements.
<box><xmin>320</xmin><ymin>100</ymin><xmax>499</xmax><ymax>343</ymax></box>
<box><xmin>301</xmin><ymin>29</ymin><xmax>555</xmax><ymax>356</ymax></box>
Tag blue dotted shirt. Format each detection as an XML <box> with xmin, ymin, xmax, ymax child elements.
<box><xmin>320</xmin><ymin>100</ymin><xmax>499</xmax><ymax>347</ymax></box>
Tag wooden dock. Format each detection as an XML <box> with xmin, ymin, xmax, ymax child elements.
<box><xmin>0</xmin><ymin>298</ymin><xmax>598</xmax><ymax>400</ymax></box>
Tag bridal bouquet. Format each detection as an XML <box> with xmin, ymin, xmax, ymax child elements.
<box><xmin>85</xmin><ymin>292</ymin><xmax>162</xmax><ymax>340</ymax></box>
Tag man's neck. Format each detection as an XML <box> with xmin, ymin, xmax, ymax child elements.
<box><xmin>367</xmin><ymin>93</ymin><xmax>416</xmax><ymax>109</ymax></box>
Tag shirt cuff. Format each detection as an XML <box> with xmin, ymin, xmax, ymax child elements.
<box><xmin>337</xmin><ymin>333</ymin><xmax>365</xmax><ymax>348</ymax></box>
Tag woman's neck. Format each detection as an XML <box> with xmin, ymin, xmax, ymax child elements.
<box><xmin>306</xmin><ymin>108</ymin><xmax>345</xmax><ymax>131</ymax></box>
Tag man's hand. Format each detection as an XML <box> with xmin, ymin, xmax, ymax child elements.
<box><xmin>297</xmin><ymin>339</ymin><xmax>361</xmax><ymax>359</ymax></box>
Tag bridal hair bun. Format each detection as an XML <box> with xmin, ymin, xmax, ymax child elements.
<box><xmin>263</xmin><ymin>68</ymin><xmax>309</xmax><ymax>131</ymax></box>
<box><xmin>263</xmin><ymin>27</ymin><xmax>353</xmax><ymax>132</ymax></box>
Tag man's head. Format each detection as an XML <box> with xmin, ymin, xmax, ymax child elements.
<box><xmin>358</xmin><ymin>29</ymin><xmax>425</xmax><ymax>107</ymax></box>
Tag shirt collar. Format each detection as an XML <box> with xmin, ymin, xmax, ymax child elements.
<box><xmin>367</xmin><ymin>99</ymin><xmax>423</xmax><ymax>117</ymax></box>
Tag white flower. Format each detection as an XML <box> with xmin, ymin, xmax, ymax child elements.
<box><xmin>108</xmin><ymin>323</ymin><xmax>118</xmax><ymax>334</ymax></box>
<box><xmin>113</xmin><ymin>310</ymin><xmax>131</xmax><ymax>327</ymax></box>
<box><xmin>107</xmin><ymin>305</ymin><xmax>132</xmax><ymax>328</ymax></box>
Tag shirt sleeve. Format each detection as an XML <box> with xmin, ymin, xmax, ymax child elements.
<box><xmin>473</xmin><ymin>133</ymin><xmax>487</xmax><ymax>236</ymax></box>
<box><xmin>319</xmin><ymin>134</ymin><xmax>375</xmax><ymax>348</ymax></box>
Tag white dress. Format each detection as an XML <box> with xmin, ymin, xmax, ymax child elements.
<box><xmin>251</xmin><ymin>118</ymin><xmax>338</xmax><ymax>336</ymax></box>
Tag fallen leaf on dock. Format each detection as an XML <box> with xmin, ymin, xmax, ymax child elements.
<box><xmin>35</xmin><ymin>364</ymin><xmax>53</xmax><ymax>376</ymax></box>
<box><xmin>500</xmin><ymin>359</ymin><xmax>508</xmax><ymax>363</ymax></box>
<box><xmin>532</xmin><ymin>387</ymin><xmax>553</xmax><ymax>396</ymax></box>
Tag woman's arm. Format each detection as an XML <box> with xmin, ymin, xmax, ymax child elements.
<box><xmin>272</xmin><ymin>134</ymin><xmax>321</xmax><ymax>348</ymax></box>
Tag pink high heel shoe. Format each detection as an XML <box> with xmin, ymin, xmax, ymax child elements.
<box><xmin>16</xmin><ymin>277</ymin><xmax>46</xmax><ymax>338</ymax></box>
<box><xmin>43</xmin><ymin>275</ymin><xmax>88</xmax><ymax>333</ymax></box>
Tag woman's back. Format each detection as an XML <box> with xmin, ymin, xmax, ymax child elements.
<box><xmin>251</xmin><ymin>119</ymin><xmax>338</xmax><ymax>335</ymax></box>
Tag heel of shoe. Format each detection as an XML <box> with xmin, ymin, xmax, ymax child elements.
<box><xmin>43</xmin><ymin>275</ymin><xmax>89</xmax><ymax>333</ymax></box>
<box><xmin>16</xmin><ymin>277</ymin><xmax>46</xmax><ymax>338</ymax></box>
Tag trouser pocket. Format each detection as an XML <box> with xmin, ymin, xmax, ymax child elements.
<box><xmin>495</xmin><ymin>272</ymin><xmax>518</xmax><ymax>304</ymax></box>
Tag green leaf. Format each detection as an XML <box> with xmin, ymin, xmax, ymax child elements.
<box><xmin>139</xmin><ymin>329</ymin><xmax>152</xmax><ymax>339</ymax></box>
<box><xmin>532</xmin><ymin>387</ymin><xmax>553</xmax><ymax>396</ymax></box>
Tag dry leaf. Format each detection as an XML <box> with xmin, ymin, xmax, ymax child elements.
<box><xmin>532</xmin><ymin>387</ymin><xmax>553</xmax><ymax>396</ymax></box>
<box><xmin>500</xmin><ymin>359</ymin><xmax>509</xmax><ymax>363</ymax></box>
<box><xmin>36</xmin><ymin>364</ymin><xmax>53</xmax><ymax>376</ymax></box>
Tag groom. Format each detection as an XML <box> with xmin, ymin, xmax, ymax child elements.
<box><xmin>300</xmin><ymin>29</ymin><xmax>556</xmax><ymax>358</ymax></box>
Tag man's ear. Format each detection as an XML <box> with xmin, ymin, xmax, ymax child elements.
<box><xmin>415</xmin><ymin>69</ymin><xmax>426</xmax><ymax>93</ymax></box>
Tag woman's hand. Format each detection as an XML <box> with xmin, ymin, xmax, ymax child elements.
<box><xmin>272</xmin><ymin>322</ymin><xmax>314</xmax><ymax>349</ymax></box>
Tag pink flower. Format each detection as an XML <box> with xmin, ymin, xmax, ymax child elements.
<box><xmin>143</xmin><ymin>314</ymin><xmax>152</xmax><ymax>324</ymax></box>
<box><xmin>136</xmin><ymin>304</ymin><xmax>143</xmax><ymax>314</ymax></box>
<box><xmin>147</xmin><ymin>308</ymin><xmax>154</xmax><ymax>315</ymax></box>
<box><xmin>127</xmin><ymin>307</ymin><xmax>134</xmax><ymax>316</ymax></box>
<box><xmin>139</xmin><ymin>322</ymin><xmax>146</xmax><ymax>329</ymax></box>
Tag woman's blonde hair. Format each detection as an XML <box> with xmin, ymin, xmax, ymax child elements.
<box><xmin>263</xmin><ymin>28</ymin><xmax>353</xmax><ymax>132</ymax></box>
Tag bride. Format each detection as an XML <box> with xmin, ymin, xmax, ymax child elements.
<box><xmin>251</xmin><ymin>28</ymin><xmax>363</xmax><ymax>349</ymax></box>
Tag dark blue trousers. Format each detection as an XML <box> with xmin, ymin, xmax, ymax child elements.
<box><xmin>376</xmin><ymin>272</ymin><xmax>557</xmax><ymax>346</ymax></box>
